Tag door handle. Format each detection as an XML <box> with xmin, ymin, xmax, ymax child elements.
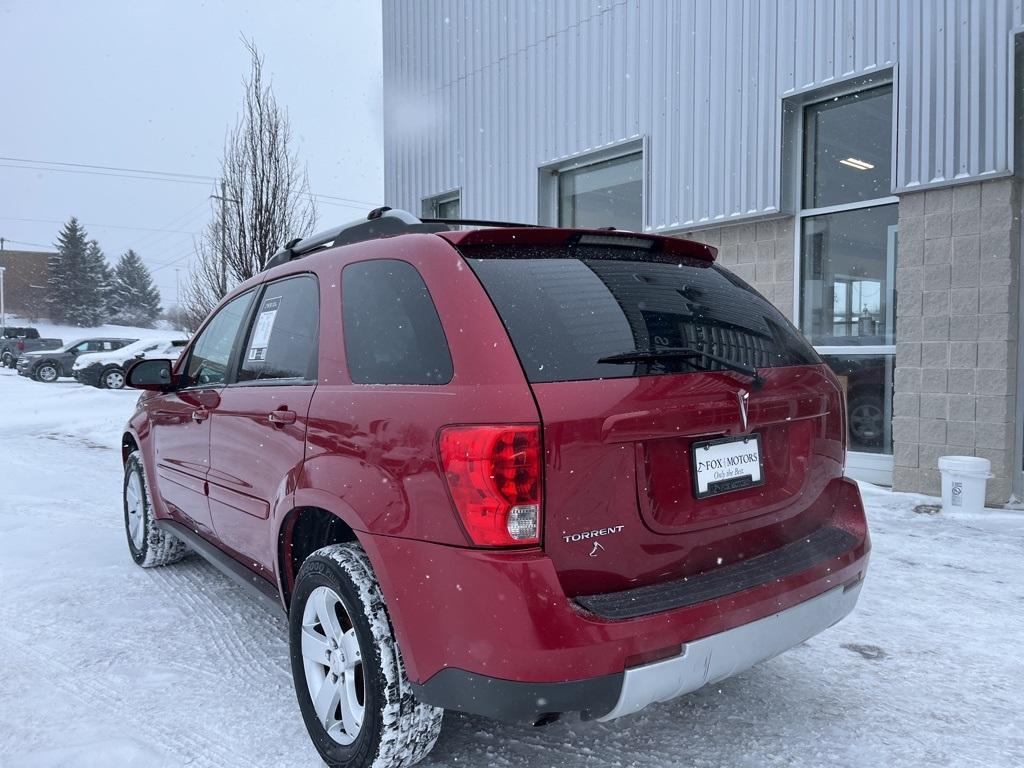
<box><xmin>191</xmin><ymin>407</ymin><xmax>210</xmax><ymax>423</ymax></box>
<box><xmin>268</xmin><ymin>409</ymin><xmax>297</xmax><ymax>425</ymax></box>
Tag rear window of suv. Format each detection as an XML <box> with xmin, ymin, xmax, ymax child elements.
<box><xmin>462</xmin><ymin>244</ymin><xmax>819</xmax><ymax>384</ymax></box>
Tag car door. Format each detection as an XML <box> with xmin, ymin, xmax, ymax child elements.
<box><xmin>207</xmin><ymin>274</ymin><xmax>320</xmax><ymax>574</ymax></box>
<box><xmin>147</xmin><ymin>290</ymin><xmax>256</xmax><ymax>535</ymax></box>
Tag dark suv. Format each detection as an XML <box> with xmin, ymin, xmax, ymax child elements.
<box><xmin>122</xmin><ymin>209</ymin><xmax>869</xmax><ymax>768</ymax></box>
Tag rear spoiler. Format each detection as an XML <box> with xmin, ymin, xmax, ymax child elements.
<box><xmin>438</xmin><ymin>227</ymin><xmax>717</xmax><ymax>262</ymax></box>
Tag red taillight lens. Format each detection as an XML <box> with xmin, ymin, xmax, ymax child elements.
<box><xmin>438</xmin><ymin>425</ymin><xmax>543</xmax><ymax>547</ymax></box>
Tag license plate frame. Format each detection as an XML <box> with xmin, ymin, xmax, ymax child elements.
<box><xmin>691</xmin><ymin>433</ymin><xmax>764</xmax><ymax>499</ymax></box>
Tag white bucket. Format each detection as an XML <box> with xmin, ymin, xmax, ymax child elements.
<box><xmin>937</xmin><ymin>455</ymin><xmax>991</xmax><ymax>513</ymax></box>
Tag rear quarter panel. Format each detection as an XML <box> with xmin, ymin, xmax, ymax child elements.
<box><xmin>293</xmin><ymin>234</ymin><xmax>540</xmax><ymax>545</ymax></box>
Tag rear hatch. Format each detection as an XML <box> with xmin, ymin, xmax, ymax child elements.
<box><xmin>454</xmin><ymin>230</ymin><xmax>848</xmax><ymax>597</ymax></box>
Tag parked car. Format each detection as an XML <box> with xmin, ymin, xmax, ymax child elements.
<box><xmin>121</xmin><ymin>209</ymin><xmax>870</xmax><ymax>768</ymax></box>
<box><xmin>73</xmin><ymin>337</ymin><xmax>187</xmax><ymax>389</ymax></box>
<box><xmin>17</xmin><ymin>337</ymin><xmax>137</xmax><ymax>382</ymax></box>
<box><xmin>0</xmin><ymin>326</ymin><xmax>63</xmax><ymax>368</ymax></box>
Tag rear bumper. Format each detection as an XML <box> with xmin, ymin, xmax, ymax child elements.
<box><xmin>362</xmin><ymin>479</ymin><xmax>869</xmax><ymax>722</ymax></box>
<box><xmin>597</xmin><ymin>577</ymin><xmax>862</xmax><ymax>720</ymax></box>
<box><xmin>409</xmin><ymin>577</ymin><xmax>863</xmax><ymax>722</ymax></box>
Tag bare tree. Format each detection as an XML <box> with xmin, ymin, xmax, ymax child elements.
<box><xmin>185</xmin><ymin>38</ymin><xmax>317</xmax><ymax>323</ymax></box>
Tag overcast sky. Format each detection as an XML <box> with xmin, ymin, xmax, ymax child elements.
<box><xmin>0</xmin><ymin>0</ymin><xmax>383</xmax><ymax>308</ymax></box>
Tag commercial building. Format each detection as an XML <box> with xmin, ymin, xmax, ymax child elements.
<box><xmin>383</xmin><ymin>0</ymin><xmax>1024</xmax><ymax>504</ymax></box>
<box><xmin>0</xmin><ymin>249</ymin><xmax>51</xmax><ymax>320</ymax></box>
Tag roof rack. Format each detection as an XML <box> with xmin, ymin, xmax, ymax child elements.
<box><xmin>263</xmin><ymin>207</ymin><xmax>543</xmax><ymax>271</ymax></box>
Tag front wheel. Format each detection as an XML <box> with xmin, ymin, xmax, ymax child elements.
<box><xmin>123</xmin><ymin>451</ymin><xmax>188</xmax><ymax>567</ymax></box>
<box><xmin>34</xmin><ymin>363</ymin><xmax>58</xmax><ymax>382</ymax></box>
<box><xmin>289</xmin><ymin>543</ymin><xmax>442</xmax><ymax>768</ymax></box>
<box><xmin>1</xmin><ymin>351</ymin><xmax>13</xmax><ymax>368</ymax></box>
<box><xmin>101</xmin><ymin>366</ymin><xmax>126</xmax><ymax>389</ymax></box>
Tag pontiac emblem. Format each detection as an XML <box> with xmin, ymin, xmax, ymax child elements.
<box><xmin>737</xmin><ymin>389</ymin><xmax>750</xmax><ymax>432</ymax></box>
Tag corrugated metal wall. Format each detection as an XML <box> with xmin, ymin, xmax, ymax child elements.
<box><xmin>383</xmin><ymin>0</ymin><xmax>1023</xmax><ymax>230</ymax></box>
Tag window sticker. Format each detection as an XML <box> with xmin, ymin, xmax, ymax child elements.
<box><xmin>248</xmin><ymin>296</ymin><xmax>281</xmax><ymax>361</ymax></box>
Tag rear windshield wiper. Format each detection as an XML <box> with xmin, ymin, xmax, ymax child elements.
<box><xmin>597</xmin><ymin>346</ymin><xmax>763</xmax><ymax>387</ymax></box>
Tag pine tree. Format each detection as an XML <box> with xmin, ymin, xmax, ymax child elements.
<box><xmin>76</xmin><ymin>240</ymin><xmax>114</xmax><ymax>326</ymax></box>
<box><xmin>110</xmin><ymin>249</ymin><xmax>162</xmax><ymax>328</ymax></box>
<box><xmin>47</xmin><ymin>218</ymin><xmax>89</xmax><ymax>325</ymax></box>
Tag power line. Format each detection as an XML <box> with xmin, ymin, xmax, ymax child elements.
<box><xmin>0</xmin><ymin>216</ymin><xmax>199</xmax><ymax>236</ymax></box>
<box><xmin>0</xmin><ymin>156</ymin><xmax>218</xmax><ymax>182</ymax></box>
<box><xmin>0</xmin><ymin>163</ymin><xmax>216</xmax><ymax>187</ymax></box>
<box><xmin>0</xmin><ymin>239</ymin><xmax>52</xmax><ymax>250</ymax></box>
<box><xmin>0</xmin><ymin>157</ymin><xmax>380</xmax><ymax>208</ymax></box>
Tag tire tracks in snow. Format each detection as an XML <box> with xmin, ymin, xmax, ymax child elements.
<box><xmin>0</xmin><ymin>632</ymin><xmax>251</xmax><ymax>768</ymax></box>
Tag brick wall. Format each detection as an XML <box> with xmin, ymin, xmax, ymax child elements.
<box><xmin>681</xmin><ymin>217</ymin><xmax>797</xmax><ymax>322</ymax></box>
<box><xmin>892</xmin><ymin>179</ymin><xmax>1020</xmax><ymax>505</ymax></box>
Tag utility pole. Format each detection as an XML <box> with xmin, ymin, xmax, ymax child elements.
<box><xmin>174</xmin><ymin>267</ymin><xmax>181</xmax><ymax>309</ymax></box>
<box><xmin>210</xmin><ymin>180</ymin><xmax>239</xmax><ymax>297</ymax></box>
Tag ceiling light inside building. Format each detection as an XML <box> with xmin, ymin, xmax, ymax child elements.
<box><xmin>839</xmin><ymin>157</ymin><xmax>875</xmax><ymax>171</ymax></box>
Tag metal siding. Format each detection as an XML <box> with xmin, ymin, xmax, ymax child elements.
<box><xmin>383</xmin><ymin>0</ymin><xmax>1018</xmax><ymax>227</ymax></box>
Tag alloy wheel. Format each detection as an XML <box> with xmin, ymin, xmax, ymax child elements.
<box><xmin>124</xmin><ymin>467</ymin><xmax>145</xmax><ymax>550</ymax></box>
<box><xmin>849</xmin><ymin>401</ymin><xmax>883</xmax><ymax>444</ymax></box>
<box><xmin>38</xmin><ymin>365</ymin><xmax>58</xmax><ymax>382</ymax></box>
<box><xmin>301</xmin><ymin>586</ymin><xmax>365</xmax><ymax>746</ymax></box>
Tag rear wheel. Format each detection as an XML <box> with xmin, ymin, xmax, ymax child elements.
<box><xmin>289</xmin><ymin>543</ymin><xmax>442</xmax><ymax>768</ymax></box>
<box><xmin>34</xmin><ymin>363</ymin><xmax>58</xmax><ymax>382</ymax></box>
<box><xmin>123</xmin><ymin>451</ymin><xmax>188</xmax><ymax>567</ymax></box>
<box><xmin>101</xmin><ymin>366</ymin><xmax>126</xmax><ymax>389</ymax></box>
<box><xmin>1</xmin><ymin>351</ymin><xmax>13</xmax><ymax>368</ymax></box>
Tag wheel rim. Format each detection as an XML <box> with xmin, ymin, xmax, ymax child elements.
<box><xmin>849</xmin><ymin>402</ymin><xmax>882</xmax><ymax>442</ymax></box>
<box><xmin>105</xmin><ymin>370</ymin><xmax>125</xmax><ymax>389</ymax></box>
<box><xmin>125</xmin><ymin>469</ymin><xmax>145</xmax><ymax>550</ymax></box>
<box><xmin>301</xmin><ymin>586</ymin><xmax>365</xmax><ymax>745</ymax></box>
<box><xmin>39</xmin><ymin>365</ymin><xmax>57</xmax><ymax>382</ymax></box>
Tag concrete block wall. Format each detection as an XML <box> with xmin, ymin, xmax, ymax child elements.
<box><xmin>681</xmin><ymin>217</ymin><xmax>797</xmax><ymax>321</ymax></box>
<box><xmin>892</xmin><ymin>179</ymin><xmax>1021</xmax><ymax>505</ymax></box>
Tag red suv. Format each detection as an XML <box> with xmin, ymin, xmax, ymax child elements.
<box><xmin>122</xmin><ymin>208</ymin><xmax>869</xmax><ymax>768</ymax></box>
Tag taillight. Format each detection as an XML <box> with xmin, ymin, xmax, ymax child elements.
<box><xmin>438</xmin><ymin>425</ymin><xmax>543</xmax><ymax>547</ymax></box>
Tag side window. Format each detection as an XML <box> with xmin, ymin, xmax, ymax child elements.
<box><xmin>342</xmin><ymin>259</ymin><xmax>453</xmax><ymax>384</ymax></box>
<box><xmin>237</xmin><ymin>275</ymin><xmax>320</xmax><ymax>383</ymax></box>
<box><xmin>186</xmin><ymin>291</ymin><xmax>255</xmax><ymax>387</ymax></box>
<box><xmin>72</xmin><ymin>341</ymin><xmax>91</xmax><ymax>354</ymax></box>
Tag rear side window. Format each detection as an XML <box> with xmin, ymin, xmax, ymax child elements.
<box><xmin>342</xmin><ymin>259</ymin><xmax>453</xmax><ymax>384</ymax></box>
<box><xmin>238</xmin><ymin>275</ymin><xmax>320</xmax><ymax>383</ymax></box>
<box><xmin>464</xmin><ymin>245</ymin><xmax>819</xmax><ymax>384</ymax></box>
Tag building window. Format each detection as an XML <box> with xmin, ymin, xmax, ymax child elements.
<box><xmin>797</xmin><ymin>84</ymin><xmax>897</xmax><ymax>460</ymax></box>
<box><xmin>424</xmin><ymin>191</ymin><xmax>460</xmax><ymax>220</ymax></box>
<box><xmin>557</xmin><ymin>152</ymin><xmax>643</xmax><ymax>231</ymax></box>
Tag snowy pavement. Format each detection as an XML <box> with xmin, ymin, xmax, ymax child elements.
<box><xmin>1</xmin><ymin>366</ymin><xmax>1022</xmax><ymax>768</ymax></box>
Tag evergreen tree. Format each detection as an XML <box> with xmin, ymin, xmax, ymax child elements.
<box><xmin>47</xmin><ymin>218</ymin><xmax>89</xmax><ymax>325</ymax></box>
<box><xmin>76</xmin><ymin>240</ymin><xmax>114</xmax><ymax>326</ymax></box>
<box><xmin>110</xmin><ymin>249</ymin><xmax>162</xmax><ymax>327</ymax></box>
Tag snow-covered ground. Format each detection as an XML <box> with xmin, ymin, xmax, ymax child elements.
<box><xmin>1</xmin><ymin>367</ymin><xmax>1022</xmax><ymax>768</ymax></box>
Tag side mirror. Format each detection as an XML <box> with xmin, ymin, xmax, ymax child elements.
<box><xmin>126</xmin><ymin>359</ymin><xmax>175</xmax><ymax>392</ymax></box>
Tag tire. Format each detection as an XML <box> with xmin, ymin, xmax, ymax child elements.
<box><xmin>101</xmin><ymin>366</ymin><xmax>126</xmax><ymax>389</ymax></box>
<box><xmin>1</xmin><ymin>351</ymin><xmax>12</xmax><ymax>368</ymax></box>
<box><xmin>34</xmin><ymin>363</ymin><xmax>59</xmax><ymax>382</ymax></box>
<box><xmin>848</xmin><ymin>395</ymin><xmax>884</xmax><ymax>448</ymax></box>
<box><xmin>289</xmin><ymin>543</ymin><xmax>442</xmax><ymax>768</ymax></box>
<box><xmin>123</xmin><ymin>450</ymin><xmax>188</xmax><ymax>567</ymax></box>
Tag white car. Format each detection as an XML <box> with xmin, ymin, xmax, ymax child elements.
<box><xmin>72</xmin><ymin>337</ymin><xmax>187</xmax><ymax>389</ymax></box>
